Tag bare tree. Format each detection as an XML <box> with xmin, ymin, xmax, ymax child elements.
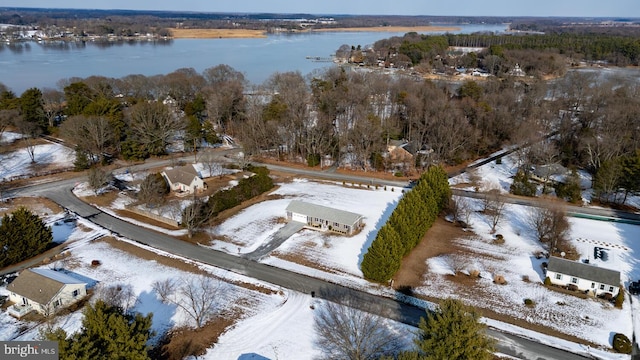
<box><xmin>127</xmin><ymin>101</ymin><xmax>184</xmax><ymax>156</ymax></box>
<box><xmin>314</xmin><ymin>296</ymin><xmax>404</xmax><ymax>360</ymax></box>
<box><xmin>528</xmin><ymin>202</ymin><xmax>570</xmax><ymax>253</ymax></box>
<box><xmin>482</xmin><ymin>189</ymin><xmax>506</xmax><ymax>233</ymax></box>
<box><xmin>94</xmin><ymin>283</ymin><xmax>137</xmax><ymax>312</ymax></box>
<box><xmin>41</xmin><ymin>88</ymin><xmax>65</xmax><ymax>128</ymax></box>
<box><xmin>453</xmin><ymin>196</ymin><xmax>474</xmax><ymax>227</ymax></box>
<box><xmin>60</xmin><ymin>115</ymin><xmax>113</xmax><ymax>164</ymax></box>
<box><xmin>197</xmin><ymin>150</ymin><xmax>224</xmax><ymax>178</ymax></box>
<box><xmin>87</xmin><ymin>167</ymin><xmax>113</xmax><ymax>195</ymax></box>
<box><xmin>14</xmin><ymin>115</ymin><xmax>41</xmax><ymax>163</ymax></box>
<box><xmin>0</xmin><ymin>109</ymin><xmax>18</xmax><ymax>145</ymax></box>
<box><xmin>181</xmin><ymin>197</ymin><xmax>211</xmax><ymax>238</ymax></box>
<box><xmin>137</xmin><ymin>172</ymin><xmax>169</xmax><ymax>208</ymax></box>
<box><xmin>152</xmin><ymin>276</ymin><xmax>222</xmax><ymax>329</ymax></box>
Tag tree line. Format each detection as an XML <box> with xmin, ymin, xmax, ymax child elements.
<box><xmin>2</xmin><ymin>43</ymin><xmax>639</xmax><ymax>207</ymax></box>
<box><xmin>361</xmin><ymin>166</ymin><xmax>450</xmax><ymax>283</ymax></box>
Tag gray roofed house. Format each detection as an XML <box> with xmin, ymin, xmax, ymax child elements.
<box><xmin>286</xmin><ymin>200</ymin><xmax>364</xmax><ymax>235</ymax></box>
<box><xmin>7</xmin><ymin>268</ymin><xmax>87</xmax><ymax>318</ymax></box>
<box><xmin>161</xmin><ymin>164</ymin><xmax>205</xmax><ymax>194</ymax></box>
<box><xmin>546</xmin><ymin>256</ymin><xmax>620</xmax><ymax>297</ymax></box>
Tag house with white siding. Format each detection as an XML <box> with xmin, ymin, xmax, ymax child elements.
<box><xmin>7</xmin><ymin>269</ymin><xmax>87</xmax><ymax>318</ymax></box>
<box><xmin>161</xmin><ymin>164</ymin><xmax>205</xmax><ymax>194</ymax></box>
<box><xmin>545</xmin><ymin>257</ymin><xmax>620</xmax><ymax>297</ymax></box>
<box><xmin>285</xmin><ymin>200</ymin><xmax>364</xmax><ymax>235</ymax></box>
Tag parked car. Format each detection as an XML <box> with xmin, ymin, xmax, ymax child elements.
<box><xmin>629</xmin><ymin>281</ymin><xmax>640</xmax><ymax>295</ymax></box>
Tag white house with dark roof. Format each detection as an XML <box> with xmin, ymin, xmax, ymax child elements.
<box><xmin>161</xmin><ymin>164</ymin><xmax>205</xmax><ymax>194</ymax></box>
<box><xmin>545</xmin><ymin>257</ymin><xmax>620</xmax><ymax>297</ymax></box>
<box><xmin>285</xmin><ymin>200</ymin><xmax>364</xmax><ymax>235</ymax></box>
<box><xmin>7</xmin><ymin>268</ymin><xmax>87</xmax><ymax>318</ymax></box>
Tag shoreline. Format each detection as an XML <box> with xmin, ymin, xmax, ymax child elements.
<box><xmin>168</xmin><ymin>25</ymin><xmax>460</xmax><ymax>39</ymax></box>
<box><xmin>311</xmin><ymin>25</ymin><xmax>461</xmax><ymax>33</ymax></box>
<box><xmin>169</xmin><ymin>28</ymin><xmax>267</xmax><ymax>39</ymax></box>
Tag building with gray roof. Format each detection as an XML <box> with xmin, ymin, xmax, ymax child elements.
<box><xmin>546</xmin><ymin>256</ymin><xmax>620</xmax><ymax>297</ymax></box>
<box><xmin>7</xmin><ymin>268</ymin><xmax>87</xmax><ymax>318</ymax></box>
<box><xmin>285</xmin><ymin>200</ymin><xmax>364</xmax><ymax>235</ymax></box>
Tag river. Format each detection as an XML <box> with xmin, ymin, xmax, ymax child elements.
<box><xmin>0</xmin><ymin>24</ymin><xmax>508</xmax><ymax>94</ymax></box>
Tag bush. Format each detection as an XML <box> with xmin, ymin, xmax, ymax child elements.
<box><xmin>544</xmin><ymin>277</ymin><xmax>552</xmax><ymax>286</ymax></box>
<box><xmin>493</xmin><ymin>234</ymin><xmax>505</xmax><ymax>244</ymax></box>
<box><xmin>615</xmin><ymin>287</ymin><xmax>624</xmax><ymax>308</ymax></box>
<box><xmin>524</xmin><ymin>298</ymin><xmax>534</xmax><ymax>306</ymax></box>
<box><xmin>306</xmin><ymin>153</ymin><xmax>320</xmax><ymax>167</ymax></box>
<box><xmin>612</xmin><ymin>333</ymin><xmax>632</xmax><ymax>354</ymax></box>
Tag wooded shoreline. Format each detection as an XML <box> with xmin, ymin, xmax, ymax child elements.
<box><xmin>169</xmin><ymin>25</ymin><xmax>461</xmax><ymax>39</ymax></box>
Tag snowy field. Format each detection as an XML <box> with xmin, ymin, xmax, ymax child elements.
<box><xmin>1</xmin><ymin>137</ymin><xmax>640</xmax><ymax>358</ymax></box>
<box><xmin>0</xmin><ymin>217</ymin><xmax>416</xmax><ymax>360</ymax></box>
<box><xmin>0</xmin><ymin>132</ymin><xmax>75</xmax><ymax>182</ymax></box>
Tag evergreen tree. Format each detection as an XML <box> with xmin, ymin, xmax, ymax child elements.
<box><xmin>20</xmin><ymin>87</ymin><xmax>47</xmax><ymax>131</ymax></box>
<box><xmin>416</xmin><ymin>298</ymin><xmax>495</xmax><ymax>360</ymax></box>
<box><xmin>361</xmin><ymin>224</ymin><xmax>403</xmax><ymax>282</ymax></box>
<box><xmin>42</xmin><ymin>300</ymin><xmax>153</xmax><ymax>360</ymax></box>
<box><xmin>554</xmin><ymin>168</ymin><xmax>582</xmax><ymax>203</ymax></box>
<box><xmin>510</xmin><ymin>168</ymin><xmax>537</xmax><ymax>197</ymax></box>
<box><xmin>0</xmin><ymin>207</ymin><xmax>52</xmax><ymax>267</ymax></box>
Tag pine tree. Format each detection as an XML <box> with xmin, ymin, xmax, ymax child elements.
<box><xmin>0</xmin><ymin>207</ymin><xmax>52</xmax><ymax>267</ymax></box>
<box><xmin>416</xmin><ymin>298</ymin><xmax>495</xmax><ymax>360</ymax></box>
<box><xmin>42</xmin><ymin>300</ymin><xmax>153</xmax><ymax>360</ymax></box>
<box><xmin>510</xmin><ymin>168</ymin><xmax>537</xmax><ymax>197</ymax></box>
<box><xmin>361</xmin><ymin>224</ymin><xmax>402</xmax><ymax>282</ymax></box>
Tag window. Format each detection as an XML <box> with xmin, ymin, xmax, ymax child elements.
<box><xmin>72</xmin><ymin>289</ymin><xmax>79</xmax><ymax>297</ymax></box>
<box><xmin>571</xmin><ymin>277</ymin><xmax>578</xmax><ymax>284</ymax></box>
<box><xmin>591</xmin><ymin>283</ymin><xmax>595</xmax><ymax>288</ymax></box>
<box><xmin>609</xmin><ymin>286</ymin><xmax>614</xmax><ymax>292</ymax></box>
<box><xmin>599</xmin><ymin>284</ymin><xmax>605</xmax><ymax>290</ymax></box>
<box><xmin>334</xmin><ymin>222</ymin><xmax>339</xmax><ymax>227</ymax></box>
<box><xmin>54</xmin><ymin>299</ymin><xmax>61</xmax><ymax>308</ymax></box>
<box><xmin>555</xmin><ymin>273</ymin><xmax>562</xmax><ymax>280</ymax></box>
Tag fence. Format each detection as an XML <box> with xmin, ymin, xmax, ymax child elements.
<box><xmin>124</xmin><ymin>205</ymin><xmax>180</xmax><ymax>228</ymax></box>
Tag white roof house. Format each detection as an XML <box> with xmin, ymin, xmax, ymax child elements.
<box><xmin>546</xmin><ymin>257</ymin><xmax>620</xmax><ymax>298</ymax></box>
<box><xmin>7</xmin><ymin>269</ymin><xmax>87</xmax><ymax>318</ymax></box>
<box><xmin>285</xmin><ymin>200</ymin><xmax>364</xmax><ymax>235</ymax></box>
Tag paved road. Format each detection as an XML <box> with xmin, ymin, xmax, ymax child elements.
<box><xmin>7</xmin><ymin>182</ymin><xmax>591</xmax><ymax>360</ymax></box>
<box><xmin>452</xmin><ymin>189</ymin><xmax>640</xmax><ymax>224</ymax></box>
<box><xmin>4</xmin><ymin>155</ymin><xmax>619</xmax><ymax>359</ymax></box>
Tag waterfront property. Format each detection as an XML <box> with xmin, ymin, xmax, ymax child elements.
<box><xmin>285</xmin><ymin>200</ymin><xmax>364</xmax><ymax>235</ymax></box>
<box><xmin>545</xmin><ymin>256</ymin><xmax>620</xmax><ymax>297</ymax></box>
<box><xmin>7</xmin><ymin>269</ymin><xmax>87</xmax><ymax>318</ymax></box>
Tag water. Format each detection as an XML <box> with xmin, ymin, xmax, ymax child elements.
<box><xmin>0</xmin><ymin>24</ymin><xmax>508</xmax><ymax>94</ymax></box>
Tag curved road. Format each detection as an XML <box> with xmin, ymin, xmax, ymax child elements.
<box><xmin>2</xmin><ymin>176</ymin><xmax>594</xmax><ymax>360</ymax></box>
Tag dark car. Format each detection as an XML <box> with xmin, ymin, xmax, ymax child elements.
<box><xmin>629</xmin><ymin>281</ymin><xmax>640</xmax><ymax>295</ymax></box>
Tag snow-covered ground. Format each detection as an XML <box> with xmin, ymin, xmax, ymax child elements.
<box><xmin>0</xmin><ymin>133</ymin><xmax>75</xmax><ymax>182</ymax></box>
<box><xmin>1</xmin><ymin>139</ymin><xmax>639</xmax><ymax>358</ymax></box>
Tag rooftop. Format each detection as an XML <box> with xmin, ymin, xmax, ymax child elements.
<box><xmin>286</xmin><ymin>200</ymin><xmax>364</xmax><ymax>225</ymax></box>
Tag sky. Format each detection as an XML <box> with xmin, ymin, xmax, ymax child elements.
<box><xmin>1</xmin><ymin>0</ymin><xmax>639</xmax><ymax>18</ymax></box>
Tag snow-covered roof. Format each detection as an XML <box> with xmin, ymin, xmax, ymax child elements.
<box><xmin>547</xmin><ymin>257</ymin><xmax>620</xmax><ymax>286</ymax></box>
<box><xmin>286</xmin><ymin>200</ymin><xmax>363</xmax><ymax>225</ymax></box>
